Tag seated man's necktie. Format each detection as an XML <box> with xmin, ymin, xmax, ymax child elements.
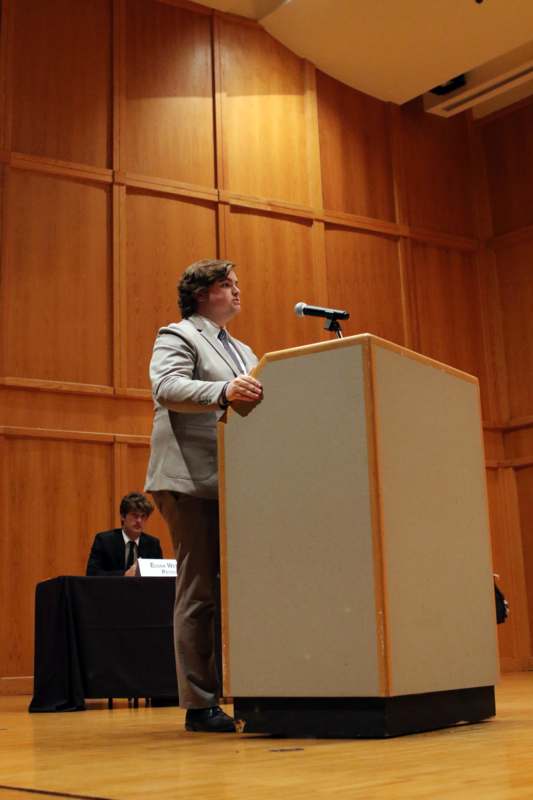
<box><xmin>125</xmin><ymin>540</ymin><xmax>137</xmax><ymax>571</ymax></box>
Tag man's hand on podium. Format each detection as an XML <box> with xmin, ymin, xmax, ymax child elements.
<box><xmin>124</xmin><ymin>565</ymin><xmax>137</xmax><ymax>577</ymax></box>
<box><xmin>226</xmin><ymin>375</ymin><xmax>262</xmax><ymax>403</ymax></box>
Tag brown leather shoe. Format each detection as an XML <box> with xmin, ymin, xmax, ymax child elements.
<box><xmin>185</xmin><ymin>706</ymin><xmax>236</xmax><ymax>732</ymax></box>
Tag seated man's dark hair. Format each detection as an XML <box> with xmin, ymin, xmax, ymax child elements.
<box><xmin>119</xmin><ymin>492</ymin><xmax>154</xmax><ymax>518</ymax></box>
<box><xmin>178</xmin><ymin>259</ymin><xmax>235</xmax><ymax>319</ymax></box>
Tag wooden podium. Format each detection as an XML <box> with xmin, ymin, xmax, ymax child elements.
<box><xmin>218</xmin><ymin>334</ymin><xmax>498</xmax><ymax>737</ymax></box>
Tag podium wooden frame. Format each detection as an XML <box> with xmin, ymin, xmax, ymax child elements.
<box><xmin>218</xmin><ymin>334</ymin><xmax>499</xmax><ymax>737</ymax></box>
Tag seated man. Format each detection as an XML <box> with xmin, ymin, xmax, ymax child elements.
<box><xmin>86</xmin><ymin>492</ymin><xmax>163</xmax><ymax>576</ymax></box>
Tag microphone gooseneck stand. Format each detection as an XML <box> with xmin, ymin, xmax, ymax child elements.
<box><xmin>294</xmin><ymin>302</ymin><xmax>349</xmax><ymax>339</ymax></box>
<box><xmin>324</xmin><ymin>318</ymin><xmax>344</xmax><ymax>338</ymax></box>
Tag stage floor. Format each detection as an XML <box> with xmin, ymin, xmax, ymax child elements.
<box><xmin>1</xmin><ymin>673</ymin><xmax>532</xmax><ymax>800</ymax></box>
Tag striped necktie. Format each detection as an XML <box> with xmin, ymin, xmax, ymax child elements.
<box><xmin>218</xmin><ymin>328</ymin><xmax>243</xmax><ymax>373</ymax></box>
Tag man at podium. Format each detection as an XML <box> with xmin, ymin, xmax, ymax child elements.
<box><xmin>145</xmin><ymin>259</ymin><xmax>262</xmax><ymax>733</ymax></box>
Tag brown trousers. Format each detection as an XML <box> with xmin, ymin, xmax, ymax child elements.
<box><xmin>151</xmin><ymin>490</ymin><xmax>221</xmax><ymax>709</ymax></box>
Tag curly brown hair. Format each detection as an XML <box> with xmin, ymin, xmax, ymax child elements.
<box><xmin>178</xmin><ymin>259</ymin><xmax>235</xmax><ymax>318</ymax></box>
<box><xmin>119</xmin><ymin>493</ymin><xmax>154</xmax><ymax>519</ymax></box>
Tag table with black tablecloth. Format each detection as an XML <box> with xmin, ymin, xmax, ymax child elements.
<box><xmin>29</xmin><ymin>576</ymin><xmax>178</xmax><ymax>712</ymax></box>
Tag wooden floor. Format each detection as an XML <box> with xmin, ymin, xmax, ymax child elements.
<box><xmin>1</xmin><ymin>673</ymin><xmax>533</xmax><ymax>800</ymax></box>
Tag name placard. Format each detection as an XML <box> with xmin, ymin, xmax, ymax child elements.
<box><xmin>136</xmin><ymin>558</ymin><xmax>177</xmax><ymax>577</ymax></box>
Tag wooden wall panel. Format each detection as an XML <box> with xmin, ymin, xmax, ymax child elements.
<box><xmin>1</xmin><ymin>169</ymin><xmax>112</xmax><ymax>385</ymax></box>
<box><xmin>476</xmin><ymin>101</ymin><xmax>533</xmax><ymax>668</ymax></box>
<box><xmin>474</xmin><ymin>248</ymin><xmax>509</xmax><ymax>425</ymax></box>
<box><xmin>316</xmin><ymin>71</ymin><xmax>395</xmax><ymax>221</ymax></box>
<box><xmin>399</xmin><ymin>99</ymin><xmax>475</xmax><ymax>237</ymax></box>
<box><xmin>515</xmin><ymin>467</ymin><xmax>533</xmax><ymax>661</ymax></box>
<box><xmin>484</xmin><ymin>429</ymin><xmax>504</xmax><ymax>462</ymax></box>
<box><xmin>2</xmin><ymin>0</ymin><xmax>529</xmax><ymax>683</ymax></box>
<box><xmin>0</xmin><ymin>435</ymin><xmax>113</xmax><ymax>679</ymax></box>
<box><xmin>495</xmin><ymin>240</ymin><xmax>533</xmax><ymax>420</ymax></box>
<box><xmin>11</xmin><ymin>0</ymin><xmax>111</xmax><ymax>167</ymax></box>
<box><xmin>1</xmin><ymin>389</ymin><xmax>153</xmax><ymax>438</ymax></box>
<box><xmin>325</xmin><ymin>227</ymin><xmax>405</xmax><ymax>344</ymax></box>
<box><xmin>125</xmin><ymin>0</ymin><xmax>214</xmax><ymax>186</ymax></box>
<box><xmin>485</xmin><ymin>468</ymin><xmax>530</xmax><ymax>670</ymax></box>
<box><xmin>504</xmin><ymin>427</ymin><xmax>533</xmax><ymax>461</ymax></box>
<box><xmin>224</xmin><ymin>208</ymin><xmax>328</xmax><ymax>355</ymax></box>
<box><xmin>125</xmin><ymin>190</ymin><xmax>218</xmax><ymax>390</ymax></box>
<box><xmin>217</xmin><ymin>18</ymin><xmax>311</xmax><ymax>206</ymax></box>
<box><xmin>410</xmin><ymin>242</ymin><xmax>488</xmax><ymax>412</ymax></box>
<box><xmin>481</xmin><ymin>103</ymin><xmax>533</xmax><ymax>236</ymax></box>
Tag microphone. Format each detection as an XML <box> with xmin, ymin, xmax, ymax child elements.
<box><xmin>294</xmin><ymin>302</ymin><xmax>350</xmax><ymax>321</ymax></box>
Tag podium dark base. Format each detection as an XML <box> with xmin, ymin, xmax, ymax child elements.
<box><xmin>234</xmin><ymin>686</ymin><xmax>495</xmax><ymax>738</ymax></box>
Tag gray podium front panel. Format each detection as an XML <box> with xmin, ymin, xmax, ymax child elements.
<box><xmin>222</xmin><ymin>342</ymin><xmax>381</xmax><ymax>697</ymax></box>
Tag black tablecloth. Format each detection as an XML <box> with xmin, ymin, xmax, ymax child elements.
<box><xmin>29</xmin><ymin>576</ymin><xmax>178</xmax><ymax>712</ymax></box>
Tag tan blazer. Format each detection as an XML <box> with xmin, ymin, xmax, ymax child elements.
<box><xmin>145</xmin><ymin>314</ymin><xmax>258</xmax><ymax>498</ymax></box>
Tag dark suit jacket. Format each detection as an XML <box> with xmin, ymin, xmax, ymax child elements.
<box><xmin>86</xmin><ymin>528</ymin><xmax>163</xmax><ymax>576</ymax></box>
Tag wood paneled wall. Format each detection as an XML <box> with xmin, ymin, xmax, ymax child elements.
<box><xmin>0</xmin><ymin>0</ymin><xmax>529</xmax><ymax>689</ymax></box>
<box><xmin>476</xmin><ymin>99</ymin><xmax>533</xmax><ymax>671</ymax></box>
